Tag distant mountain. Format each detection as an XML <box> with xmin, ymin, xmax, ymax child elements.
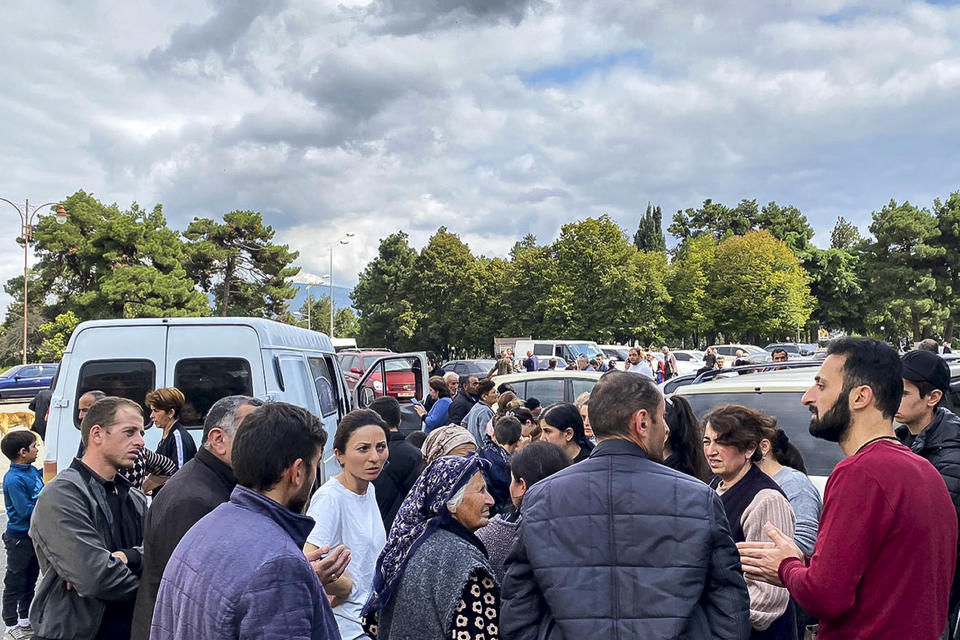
<box><xmin>290</xmin><ymin>283</ymin><xmax>354</xmax><ymax>311</ymax></box>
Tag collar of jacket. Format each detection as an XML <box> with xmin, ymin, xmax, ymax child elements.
<box><xmin>896</xmin><ymin>407</ymin><xmax>960</xmax><ymax>452</ymax></box>
<box><xmin>195</xmin><ymin>446</ymin><xmax>237</xmax><ymax>489</ymax></box>
<box><xmin>228</xmin><ymin>485</ymin><xmax>315</xmax><ymax>548</ymax></box>
<box><xmin>589</xmin><ymin>437</ymin><xmax>651</xmax><ymax>459</ymax></box>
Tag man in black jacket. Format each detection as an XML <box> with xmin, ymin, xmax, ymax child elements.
<box><xmin>370</xmin><ymin>396</ymin><xmax>424</xmax><ymax>530</ymax></box>
<box><xmin>501</xmin><ymin>371</ymin><xmax>750</xmax><ymax>639</ymax></box>
<box><xmin>447</xmin><ymin>375</ymin><xmax>480</xmax><ymax>426</ymax></box>
<box><xmin>28</xmin><ymin>389</ymin><xmax>52</xmax><ymax>440</ymax></box>
<box><xmin>895</xmin><ymin>350</ymin><xmax>960</xmax><ymax>638</ymax></box>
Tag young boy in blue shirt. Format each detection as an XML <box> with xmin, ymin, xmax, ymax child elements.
<box><xmin>2</xmin><ymin>430</ymin><xmax>43</xmax><ymax>639</ymax></box>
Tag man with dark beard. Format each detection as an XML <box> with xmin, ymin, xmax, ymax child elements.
<box><xmin>150</xmin><ymin>402</ymin><xmax>340</xmax><ymax>640</ymax></box>
<box><xmin>738</xmin><ymin>337</ymin><xmax>958</xmax><ymax>640</ymax></box>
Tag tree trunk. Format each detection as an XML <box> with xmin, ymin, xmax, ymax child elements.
<box><xmin>946</xmin><ymin>317</ymin><xmax>955</xmax><ymax>342</ymax></box>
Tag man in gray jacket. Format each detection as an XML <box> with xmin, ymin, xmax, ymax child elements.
<box><xmin>29</xmin><ymin>396</ymin><xmax>147</xmax><ymax>640</ymax></box>
<box><xmin>501</xmin><ymin>371</ymin><xmax>750</xmax><ymax>639</ymax></box>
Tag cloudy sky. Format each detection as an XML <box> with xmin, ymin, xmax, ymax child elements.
<box><xmin>2</xmin><ymin>0</ymin><xmax>959</xmax><ymax>312</ymax></box>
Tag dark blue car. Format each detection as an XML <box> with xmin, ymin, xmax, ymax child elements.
<box><xmin>0</xmin><ymin>363</ymin><xmax>58</xmax><ymax>399</ymax></box>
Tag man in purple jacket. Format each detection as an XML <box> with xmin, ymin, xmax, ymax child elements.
<box><xmin>150</xmin><ymin>402</ymin><xmax>341</xmax><ymax>640</ymax></box>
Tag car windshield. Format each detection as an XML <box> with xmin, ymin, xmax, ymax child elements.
<box><xmin>363</xmin><ymin>355</ymin><xmax>393</xmax><ymax>369</ymax></box>
<box><xmin>0</xmin><ymin>366</ymin><xmax>20</xmax><ymax>379</ymax></box>
<box><xmin>744</xmin><ymin>345</ymin><xmax>768</xmax><ymax>355</ymax></box>
<box><xmin>567</xmin><ymin>343</ymin><xmax>603</xmax><ymax>360</ymax></box>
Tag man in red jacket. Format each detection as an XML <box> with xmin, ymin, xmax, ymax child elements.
<box><xmin>738</xmin><ymin>337</ymin><xmax>958</xmax><ymax>640</ymax></box>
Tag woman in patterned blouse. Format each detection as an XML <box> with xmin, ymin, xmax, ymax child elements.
<box><xmin>362</xmin><ymin>454</ymin><xmax>500</xmax><ymax>640</ymax></box>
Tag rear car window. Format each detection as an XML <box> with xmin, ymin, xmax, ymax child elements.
<box><xmin>525</xmin><ymin>378</ymin><xmax>566</xmax><ymax>406</ymax></box>
<box><xmin>173</xmin><ymin>358</ymin><xmax>254</xmax><ymax>428</ymax></box>
<box><xmin>681</xmin><ymin>391</ymin><xmax>844</xmax><ymax>477</ymax></box>
<box><xmin>77</xmin><ymin>359</ymin><xmax>156</xmax><ymax>427</ymax></box>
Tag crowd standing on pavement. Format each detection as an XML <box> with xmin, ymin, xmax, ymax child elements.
<box><xmin>2</xmin><ymin>336</ymin><xmax>960</xmax><ymax>639</ymax></box>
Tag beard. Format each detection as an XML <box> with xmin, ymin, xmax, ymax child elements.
<box><xmin>809</xmin><ymin>388</ymin><xmax>853</xmax><ymax>443</ymax></box>
<box><xmin>288</xmin><ymin>475</ymin><xmax>316</xmax><ymax>514</ymax></box>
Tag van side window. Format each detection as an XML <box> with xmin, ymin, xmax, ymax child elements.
<box><xmin>533</xmin><ymin>344</ymin><xmax>553</xmax><ymax>356</ymax></box>
<box><xmin>173</xmin><ymin>358</ymin><xmax>253</xmax><ymax>428</ymax></box>
<box><xmin>77</xmin><ymin>360</ymin><xmax>156</xmax><ymax>427</ymax></box>
<box><xmin>308</xmin><ymin>357</ymin><xmax>339</xmax><ymax>417</ymax></box>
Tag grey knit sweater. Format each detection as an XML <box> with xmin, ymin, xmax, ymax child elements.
<box><xmin>476</xmin><ymin>514</ymin><xmax>520</xmax><ymax>585</ymax></box>
<box><xmin>377</xmin><ymin>527</ymin><xmax>493</xmax><ymax>640</ymax></box>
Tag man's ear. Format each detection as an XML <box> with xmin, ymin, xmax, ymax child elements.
<box><xmin>927</xmin><ymin>389</ymin><xmax>945</xmax><ymax>408</ymax></box>
<box><xmin>849</xmin><ymin>385</ymin><xmax>875</xmax><ymax>412</ymax></box>
<box><xmin>631</xmin><ymin>409</ymin><xmax>648</xmax><ymax>440</ymax></box>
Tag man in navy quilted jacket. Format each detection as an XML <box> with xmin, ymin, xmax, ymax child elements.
<box><xmin>501</xmin><ymin>371</ymin><xmax>750</xmax><ymax>639</ymax></box>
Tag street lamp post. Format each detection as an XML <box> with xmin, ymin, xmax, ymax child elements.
<box><xmin>329</xmin><ymin>233</ymin><xmax>355</xmax><ymax>337</ymax></box>
<box><xmin>294</xmin><ymin>274</ymin><xmax>328</xmax><ymax>331</ymax></box>
<box><xmin>0</xmin><ymin>198</ymin><xmax>67</xmax><ymax>364</ymax></box>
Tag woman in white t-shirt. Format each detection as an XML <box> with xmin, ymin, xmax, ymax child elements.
<box><xmin>306</xmin><ymin>409</ymin><xmax>390</xmax><ymax>640</ymax></box>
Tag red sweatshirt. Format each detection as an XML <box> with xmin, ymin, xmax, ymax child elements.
<box><xmin>778</xmin><ymin>439</ymin><xmax>957</xmax><ymax>639</ymax></box>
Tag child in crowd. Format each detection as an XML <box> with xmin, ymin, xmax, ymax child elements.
<box><xmin>2</xmin><ymin>430</ymin><xmax>43</xmax><ymax>640</ymax></box>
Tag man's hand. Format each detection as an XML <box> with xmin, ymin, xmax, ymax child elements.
<box><xmin>111</xmin><ymin>550</ymin><xmax>128</xmax><ymax>564</ymax></box>
<box><xmin>141</xmin><ymin>474</ymin><xmax>169</xmax><ymax>495</ymax></box>
<box><xmin>736</xmin><ymin>522</ymin><xmax>803</xmax><ymax>587</ymax></box>
<box><xmin>305</xmin><ymin>544</ymin><xmax>351</xmax><ymax>586</ymax></box>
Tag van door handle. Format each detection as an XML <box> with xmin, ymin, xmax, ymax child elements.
<box><xmin>53</xmin><ymin>398</ymin><xmax>70</xmax><ymax>408</ymax></box>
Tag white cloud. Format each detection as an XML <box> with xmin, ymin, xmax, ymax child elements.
<box><xmin>2</xmin><ymin>0</ymin><xmax>960</xmax><ymax>314</ymax></box>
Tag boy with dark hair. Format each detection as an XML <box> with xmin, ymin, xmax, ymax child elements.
<box><xmin>1</xmin><ymin>430</ymin><xmax>42</xmax><ymax>640</ymax></box>
<box><xmin>480</xmin><ymin>415</ymin><xmax>523</xmax><ymax>515</ymax></box>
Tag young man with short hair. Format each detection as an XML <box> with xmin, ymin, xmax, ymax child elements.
<box><xmin>30</xmin><ymin>396</ymin><xmax>147</xmax><ymax>640</ymax></box>
<box><xmin>739</xmin><ymin>338</ymin><xmax>958</xmax><ymax>639</ymax></box>
<box><xmin>895</xmin><ymin>350</ymin><xmax>960</xmax><ymax>637</ymax></box>
<box><xmin>131</xmin><ymin>396</ymin><xmax>262</xmax><ymax>640</ymax></box>
<box><xmin>151</xmin><ymin>402</ymin><xmax>339</xmax><ymax>640</ymax></box>
<box><xmin>370</xmin><ymin>395</ymin><xmax>424</xmax><ymax>530</ymax></box>
<box><xmin>1</xmin><ymin>430</ymin><xmax>42</xmax><ymax>640</ymax></box>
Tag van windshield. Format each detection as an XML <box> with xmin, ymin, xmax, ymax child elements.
<box><xmin>567</xmin><ymin>343</ymin><xmax>603</xmax><ymax>360</ymax></box>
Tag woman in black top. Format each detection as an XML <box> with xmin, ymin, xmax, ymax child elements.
<box><xmin>539</xmin><ymin>403</ymin><xmax>595</xmax><ymax>463</ymax></box>
<box><xmin>147</xmin><ymin>387</ymin><xmax>197</xmax><ymax>472</ymax></box>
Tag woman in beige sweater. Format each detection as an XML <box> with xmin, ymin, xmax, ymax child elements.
<box><xmin>703</xmin><ymin>404</ymin><xmax>798</xmax><ymax>640</ymax></box>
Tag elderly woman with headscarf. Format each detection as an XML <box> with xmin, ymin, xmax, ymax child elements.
<box><xmin>421</xmin><ymin>425</ymin><xmax>478</xmax><ymax>467</ymax></box>
<box><xmin>362</xmin><ymin>454</ymin><xmax>499</xmax><ymax>640</ymax></box>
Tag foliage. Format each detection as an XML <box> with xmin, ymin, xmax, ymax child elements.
<box><xmin>183</xmin><ymin>210</ymin><xmax>299</xmax><ymax>317</ymax></box>
<box><xmin>669</xmin><ymin>198</ymin><xmax>760</xmax><ymax>241</ymax></box>
<box><xmin>37</xmin><ymin>311</ymin><xmax>81</xmax><ymax>361</ymax></box>
<box><xmin>665</xmin><ymin>235</ymin><xmax>717</xmax><ymax>345</ymax></box>
<box><xmin>350</xmin><ymin>232</ymin><xmax>420</xmax><ymax>350</ymax></box>
<box><xmin>292</xmin><ymin>294</ymin><xmax>358</xmax><ymax>338</ymax></box>
<box><xmin>830</xmin><ymin>216</ymin><xmax>862</xmax><ymax>250</ymax></box>
<box><xmin>707</xmin><ymin>231</ymin><xmax>814</xmax><ymax>342</ymax></box>
<box><xmin>633</xmin><ymin>204</ymin><xmax>666</xmax><ymax>253</ymax></box>
<box><xmin>27</xmin><ymin>192</ymin><xmax>209</xmax><ymax>321</ymax></box>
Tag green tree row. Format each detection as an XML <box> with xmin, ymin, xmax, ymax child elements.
<box><xmin>352</xmin><ymin>191</ymin><xmax>960</xmax><ymax>357</ymax></box>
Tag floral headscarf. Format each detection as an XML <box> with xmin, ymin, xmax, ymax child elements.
<box><xmin>421</xmin><ymin>425</ymin><xmax>477</xmax><ymax>466</ymax></box>
<box><xmin>363</xmin><ymin>453</ymin><xmax>489</xmax><ymax>617</ymax></box>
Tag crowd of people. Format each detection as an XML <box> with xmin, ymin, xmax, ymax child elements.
<box><xmin>1</xmin><ymin>337</ymin><xmax>959</xmax><ymax>639</ymax></box>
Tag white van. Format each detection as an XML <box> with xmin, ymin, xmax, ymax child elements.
<box><xmin>512</xmin><ymin>339</ymin><xmax>605</xmax><ymax>365</ymax></box>
<box><xmin>43</xmin><ymin>317</ymin><xmax>426</xmax><ymax>485</ymax></box>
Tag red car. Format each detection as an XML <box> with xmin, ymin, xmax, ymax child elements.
<box><xmin>338</xmin><ymin>350</ymin><xmax>418</xmax><ymax>401</ymax></box>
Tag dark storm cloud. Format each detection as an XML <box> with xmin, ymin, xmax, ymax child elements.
<box><xmin>359</xmin><ymin>0</ymin><xmax>544</xmax><ymax>36</ymax></box>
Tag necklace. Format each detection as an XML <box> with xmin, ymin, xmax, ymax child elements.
<box><xmin>855</xmin><ymin>435</ymin><xmax>900</xmax><ymax>455</ymax></box>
